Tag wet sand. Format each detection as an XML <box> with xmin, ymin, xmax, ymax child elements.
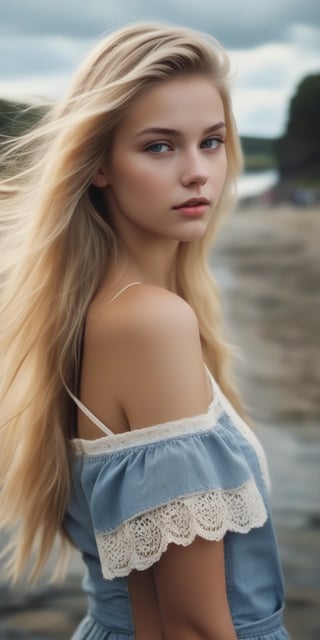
<box><xmin>1</xmin><ymin>204</ymin><xmax>319</xmax><ymax>639</ymax></box>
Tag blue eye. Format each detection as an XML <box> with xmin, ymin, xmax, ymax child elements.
<box><xmin>145</xmin><ymin>142</ymin><xmax>171</xmax><ymax>153</ymax></box>
<box><xmin>201</xmin><ymin>137</ymin><xmax>223</xmax><ymax>150</ymax></box>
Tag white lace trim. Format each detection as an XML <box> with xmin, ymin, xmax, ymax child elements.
<box><xmin>72</xmin><ymin>387</ymin><xmax>222</xmax><ymax>456</ymax></box>
<box><xmin>95</xmin><ymin>477</ymin><xmax>267</xmax><ymax>579</ymax></box>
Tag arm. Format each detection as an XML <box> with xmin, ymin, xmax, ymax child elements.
<box><xmin>109</xmin><ymin>286</ymin><xmax>237</xmax><ymax>640</ymax></box>
<box><xmin>153</xmin><ymin>537</ymin><xmax>237</xmax><ymax>640</ymax></box>
<box><xmin>128</xmin><ymin>568</ymin><xmax>163</xmax><ymax>640</ymax></box>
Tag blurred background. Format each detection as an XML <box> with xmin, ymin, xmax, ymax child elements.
<box><xmin>0</xmin><ymin>1</ymin><xmax>319</xmax><ymax>638</ymax></box>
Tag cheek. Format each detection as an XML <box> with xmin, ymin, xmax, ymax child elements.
<box><xmin>112</xmin><ymin>155</ymin><xmax>155</xmax><ymax>185</ymax></box>
<box><xmin>115</xmin><ymin>158</ymin><xmax>169</xmax><ymax>200</ymax></box>
<box><xmin>215</xmin><ymin>152</ymin><xmax>228</xmax><ymax>186</ymax></box>
<box><xmin>108</xmin><ymin>167</ymin><xmax>165</xmax><ymax>219</ymax></box>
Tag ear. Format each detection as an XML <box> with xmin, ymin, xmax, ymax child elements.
<box><xmin>92</xmin><ymin>166</ymin><xmax>109</xmax><ymax>188</ymax></box>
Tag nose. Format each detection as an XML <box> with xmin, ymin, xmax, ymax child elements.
<box><xmin>180</xmin><ymin>150</ymin><xmax>209</xmax><ymax>187</ymax></box>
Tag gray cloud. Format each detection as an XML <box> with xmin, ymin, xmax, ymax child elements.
<box><xmin>1</xmin><ymin>0</ymin><xmax>319</xmax><ymax>135</ymax></box>
<box><xmin>0</xmin><ymin>35</ymin><xmax>89</xmax><ymax>78</ymax></box>
<box><xmin>1</xmin><ymin>0</ymin><xmax>319</xmax><ymax>48</ymax></box>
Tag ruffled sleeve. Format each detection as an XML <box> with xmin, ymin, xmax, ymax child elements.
<box><xmin>74</xmin><ymin>396</ymin><xmax>268</xmax><ymax>580</ymax></box>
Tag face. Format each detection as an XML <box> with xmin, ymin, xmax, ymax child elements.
<box><xmin>95</xmin><ymin>76</ymin><xmax>228</xmax><ymax>244</ymax></box>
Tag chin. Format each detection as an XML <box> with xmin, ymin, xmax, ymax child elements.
<box><xmin>175</xmin><ymin>222</ymin><xmax>209</xmax><ymax>242</ymax></box>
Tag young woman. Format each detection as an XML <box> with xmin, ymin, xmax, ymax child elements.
<box><xmin>0</xmin><ymin>23</ymin><xmax>290</xmax><ymax>640</ymax></box>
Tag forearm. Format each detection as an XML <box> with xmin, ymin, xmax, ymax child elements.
<box><xmin>153</xmin><ymin>538</ymin><xmax>238</xmax><ymax>640</ymax></box>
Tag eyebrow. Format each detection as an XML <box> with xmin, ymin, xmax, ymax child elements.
<box><xmin>134</xmin><ymin>122</ymin><xmax>226</xmax><ymax>138</ymax></box>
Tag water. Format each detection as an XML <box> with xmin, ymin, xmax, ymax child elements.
<box><xmin>238</xmin><ymin>169</ymin><xmax>278</xmax><ymax>198</ymax></box>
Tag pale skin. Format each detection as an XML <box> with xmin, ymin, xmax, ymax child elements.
<box><xmin>79</xmin><ymin>76</ymin><xmax>237</xmax><ymax>639</ymax></box>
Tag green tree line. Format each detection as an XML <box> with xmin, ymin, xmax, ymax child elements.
<box><xmin>0</xmin><ymin>99</ymin><xmax>47</xmax><ymax>138</ymax></box>
<box><xmin>275</xmin><ymin>73</ymin><xmax>320</xmax><ymax>184</ymax></box>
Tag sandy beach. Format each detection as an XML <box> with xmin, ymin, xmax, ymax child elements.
<box><xmin>212</xmin><ymin>205</ymin><xmax>320</xmax><ymax>425</ymax></box>
<box><xmin>1</xmin><ymin>204</ymin><xmax>319</xmax><ymax>639</ymax></box>
<box><xmin>212</xmin><ymin>204</ymin><xmax>320</xmax><ymax>639</ymax></box>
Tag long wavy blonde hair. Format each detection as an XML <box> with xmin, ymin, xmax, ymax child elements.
<box><xmin>0</xmin><ymin>23</ymin><xmax>243</xmax><ymax>583</ymax></box>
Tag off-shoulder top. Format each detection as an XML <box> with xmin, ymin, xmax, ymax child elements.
<box><xmin>64</xmin><ymin>282</ymin><xmax>290</xmax><ymax>640</ymax></box>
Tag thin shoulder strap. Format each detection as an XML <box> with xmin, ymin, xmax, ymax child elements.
<box><xmin>67</xmin><ymin>388</ymin><xmax>114</xmax><ymax>436</ymax></box>
<box><xmin>107</xmin><ymin>281</ymin><xmax>143</xmax><ymax>305</ymax></box>
<box><xmin>65</xmin><ymin>281</ymin><xmax>143</xmax><ymax>437</ymax></box>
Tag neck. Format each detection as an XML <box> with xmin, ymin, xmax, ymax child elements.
<box><xmin>110</xmin><ymin>220</ymin><xmax>180</xmax><ymax>291</ymax></box>
<box><xmin>121</xmin><ymin>238</ymin><xmax>179</xmax><ymax>292</ymax></box>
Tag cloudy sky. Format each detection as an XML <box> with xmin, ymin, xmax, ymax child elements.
<box><xmin>0</xmin><ymin>0</ymin><xmax>319</xmax><ymax>137</ymax></box>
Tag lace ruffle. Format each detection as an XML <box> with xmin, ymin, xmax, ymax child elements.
<box><xmin>95</xmin><ymin>477</ymin><xmax>267</xmax><ymax>579</ymax></box>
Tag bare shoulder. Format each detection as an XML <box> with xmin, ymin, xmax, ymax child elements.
<box><xmin>104</xmin><ymin>283</ymin><xmax>197</xmax><ymax>332</ymax></box>
<box><xmin>87</xmin><ymin>284</ymin><xmax>198</xmax><ymax>346</ymax></box>
<box><xmin>88</xmin><ymin>284</ymin><xmax>210</xmax><ymax>429</ymax></box>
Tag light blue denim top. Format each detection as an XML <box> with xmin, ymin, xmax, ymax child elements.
<box><xmin>65</xmin><ymin>367</ymin><xmax>289</xmax><ymax>639</ymax></box>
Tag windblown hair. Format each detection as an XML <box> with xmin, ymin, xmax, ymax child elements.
<box><xmin>0</xmin><ymin>23</ymin><xmax>243</xmax><ymax>582</ymax></box>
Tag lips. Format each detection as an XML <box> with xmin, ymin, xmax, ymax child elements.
<box><xmin>173</xmin><ymin>197</ymin><xmax>210</xmax><ymax>209</ymax></box>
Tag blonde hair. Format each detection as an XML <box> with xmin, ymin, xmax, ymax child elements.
<box><xmin>0</xmin><ymin>23</ymin><xmax>243</xmax><ymax>583</ymax></box>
